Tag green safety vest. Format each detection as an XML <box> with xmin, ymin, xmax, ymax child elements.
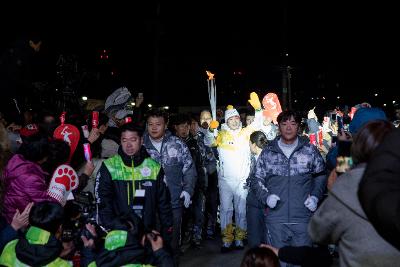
<box><xmin>0</xmin><ymin>226</ymin><xmax>71</xmax><ymax>267</ymax></box>
<box><xmin>104</xmin><ymin>155</ymin><xmax>161</xmax><ymax>205</ymax></box>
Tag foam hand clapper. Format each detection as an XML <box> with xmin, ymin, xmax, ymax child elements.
<box><xmin>48</xmin><ymin>164</ymin><xmax>79</xmax><ymax>206</ymax></box>
<box><xmin>248</xmin><ymin>92</ymin><xmax>261</xmax><ymax>110</ymax></box>
<box><xmin>262</xmin><ymin>93</ymin><xmax>282</xmax><ymax>124</ymax></box>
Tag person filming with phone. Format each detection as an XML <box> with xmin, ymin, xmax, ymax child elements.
<box><xmin>326</xmin><ymin>107</ymin><xmax>388</xmax><ymax>189</ymax></box>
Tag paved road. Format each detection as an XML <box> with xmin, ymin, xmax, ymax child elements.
<box><xmin>180</xmin><ymin>239</ymin><xmax>248</xmax><ymax>267</ymax></box>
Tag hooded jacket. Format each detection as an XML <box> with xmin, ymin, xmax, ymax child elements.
<box><xmin>87</xmin><ymin>229</ymin><xmax>173</xmax><ymax>267</ymax></box>
<box><xmin>1</xmin><ymin>154</ymin><xmax>53</xmax><ymax>223</ymax></box>
<box><xmin>309</xmin><ymin>164</ymin><xmax>400</xmax><ymax>267</ymax></box>
<box><xmin>0</xmin><ymin>226</ymin><xmax>70</xmax><ymax>267</ymax></box>
<box><xmin>250</xmin><ymin>137</ymin><xmax>326</xmax><ymax>223</ymax></box>
<box><xmin>96</xmin><ymin>146</ymin><xmax>173</xmax><ymax>241</ymax></box>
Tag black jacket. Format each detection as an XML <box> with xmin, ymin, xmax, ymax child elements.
<box><xmin>183</xmin><ymin>135</ymin><xmax>207</xmax><ymax>191</ymax></box>
<box><xmin>358</xmin><ymin>128</ymin><xmax>400</xmax><ymax>251</ymax></box>
<box><xmin>96</xmin><ymin>146</ymin><xmax>173</xmax><ymax>243</ymax></box>
<box><xmin>279</xmin><ymin>245</ymin><xmax>332</xmax><ymax>267</ymax></box>
<box><xmin>15</xmin><ymin>234</ymin><xmax>62</xmax><ymax>267</ymax></box>
<box><xmin>88</xmin><ymin>231</ymin><xmax>173</xmax><ymax>267</ymax></box>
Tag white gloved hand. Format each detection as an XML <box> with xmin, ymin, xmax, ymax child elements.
<box><xmin>266</xmin><ymin>194</ymin><xmax>280</xmax><ymax>209</ymax></box>
<box><xmin>180</xmin><ymin>191</ymin><xmax>191</xmax><ymax>208</ymax></box>
<box><xmin>304</xmin><ymin>195</ymin><xmax>319</xmax><ymax>212</ymax></box>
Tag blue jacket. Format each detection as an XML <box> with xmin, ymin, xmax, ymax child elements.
<box><xmin>0</xmin><ymin>216</ymin><xmax>18</xmax><ymax>252</ymax></box>
<box><xmin>250</xmin><ymin>137</ymin><xmax>326</xmax><ymax>223</ymax></box>
<box><xmin>143</xmin><ymin>131</ymin><xmax>197</xmax><ymax>209</ymax></box>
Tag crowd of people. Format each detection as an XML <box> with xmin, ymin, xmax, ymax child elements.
<box><xmin>0</xmin><ymin>85</ymin><xmax>400</xmax><ymax>267</ymax></box>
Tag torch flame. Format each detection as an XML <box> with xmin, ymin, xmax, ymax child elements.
<box><xmin>206</xmin><ymin>70</ymin><xmax>215</xmax><ymax>80</ymax></box>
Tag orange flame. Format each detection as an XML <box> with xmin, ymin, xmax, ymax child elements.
<box><xmin>206</xmin><ymin>70</ymin><xmax>215</xmax><ymax>80</ymax></box>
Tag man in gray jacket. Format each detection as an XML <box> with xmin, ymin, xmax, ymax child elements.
<box><xmin>251</xmin><ymin>110</ymin><xmax>326</xmax><ymax>267</ymax></box>
<box><xmin>143</xmin><ymin>109</ymin><xmax>197</xmax><ymax>265</ymax></box>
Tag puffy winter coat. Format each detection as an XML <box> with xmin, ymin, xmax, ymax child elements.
<box><xmin>1</xmin><ymin>154</ymin><xmax>53</xmax><ymax>223</ymax></box>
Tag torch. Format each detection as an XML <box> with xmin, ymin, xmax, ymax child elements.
<box><xmin>206</xmin><ymin>71</ymin><xmax>217</xmax><ymax>135</ymax></box>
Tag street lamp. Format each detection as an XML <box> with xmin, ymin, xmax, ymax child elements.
<box><xmin>82</xmin><ymin>96</ymin><xmax>88</xmax><ymax>101</ymax></box>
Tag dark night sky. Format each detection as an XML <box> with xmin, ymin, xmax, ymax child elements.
<box><xmin>2</xmin><ymin>1</ymin><xmax>400</xmax><ymax>111</ymax></box>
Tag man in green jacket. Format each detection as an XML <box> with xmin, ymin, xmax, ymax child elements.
<box><xmin>96</xmin><ymin>122</ymin><xmax>173</xmax><ymax>246</ymax></box>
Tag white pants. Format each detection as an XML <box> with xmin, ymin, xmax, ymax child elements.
<box><xmin>219</xmin><ymin>178</ymin><xmax>248</xmax><ymax>233</ymax></box>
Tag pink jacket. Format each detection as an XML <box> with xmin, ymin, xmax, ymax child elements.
<box><xmin>1</xmin><ymin>154</ymin><xmax>53</xmax><ymax>224</ymax></box>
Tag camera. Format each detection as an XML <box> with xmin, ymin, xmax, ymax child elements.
<box><xmin>61</xmin><ymin>191</ymin><xmax>104</xmax><ymax>246</ymax></box>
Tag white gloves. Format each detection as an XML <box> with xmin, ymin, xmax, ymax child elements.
<box><xmin>304</xmin><ymin>195</ymin><xmax>319</xmax><ymax>212</ymax></box>
<box><xmin>266</xmin><ymin>194</ymin><xmax>318</xmax><ymax>211</ymax></box>
<box><xmin>266</xmin><ymin>194</ymin><xmax>280</xmax><ymax>209</ymax></box>
<box><xmin>180</xmin><ymin>191</ymin><xmax>191</xmax><ymax>208</ymax></box>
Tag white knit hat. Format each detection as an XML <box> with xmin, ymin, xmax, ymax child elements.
<box><xmin>225</xmin><ymin>106</ymin><xmax>240</xmax><ymax>122</ymax></box>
